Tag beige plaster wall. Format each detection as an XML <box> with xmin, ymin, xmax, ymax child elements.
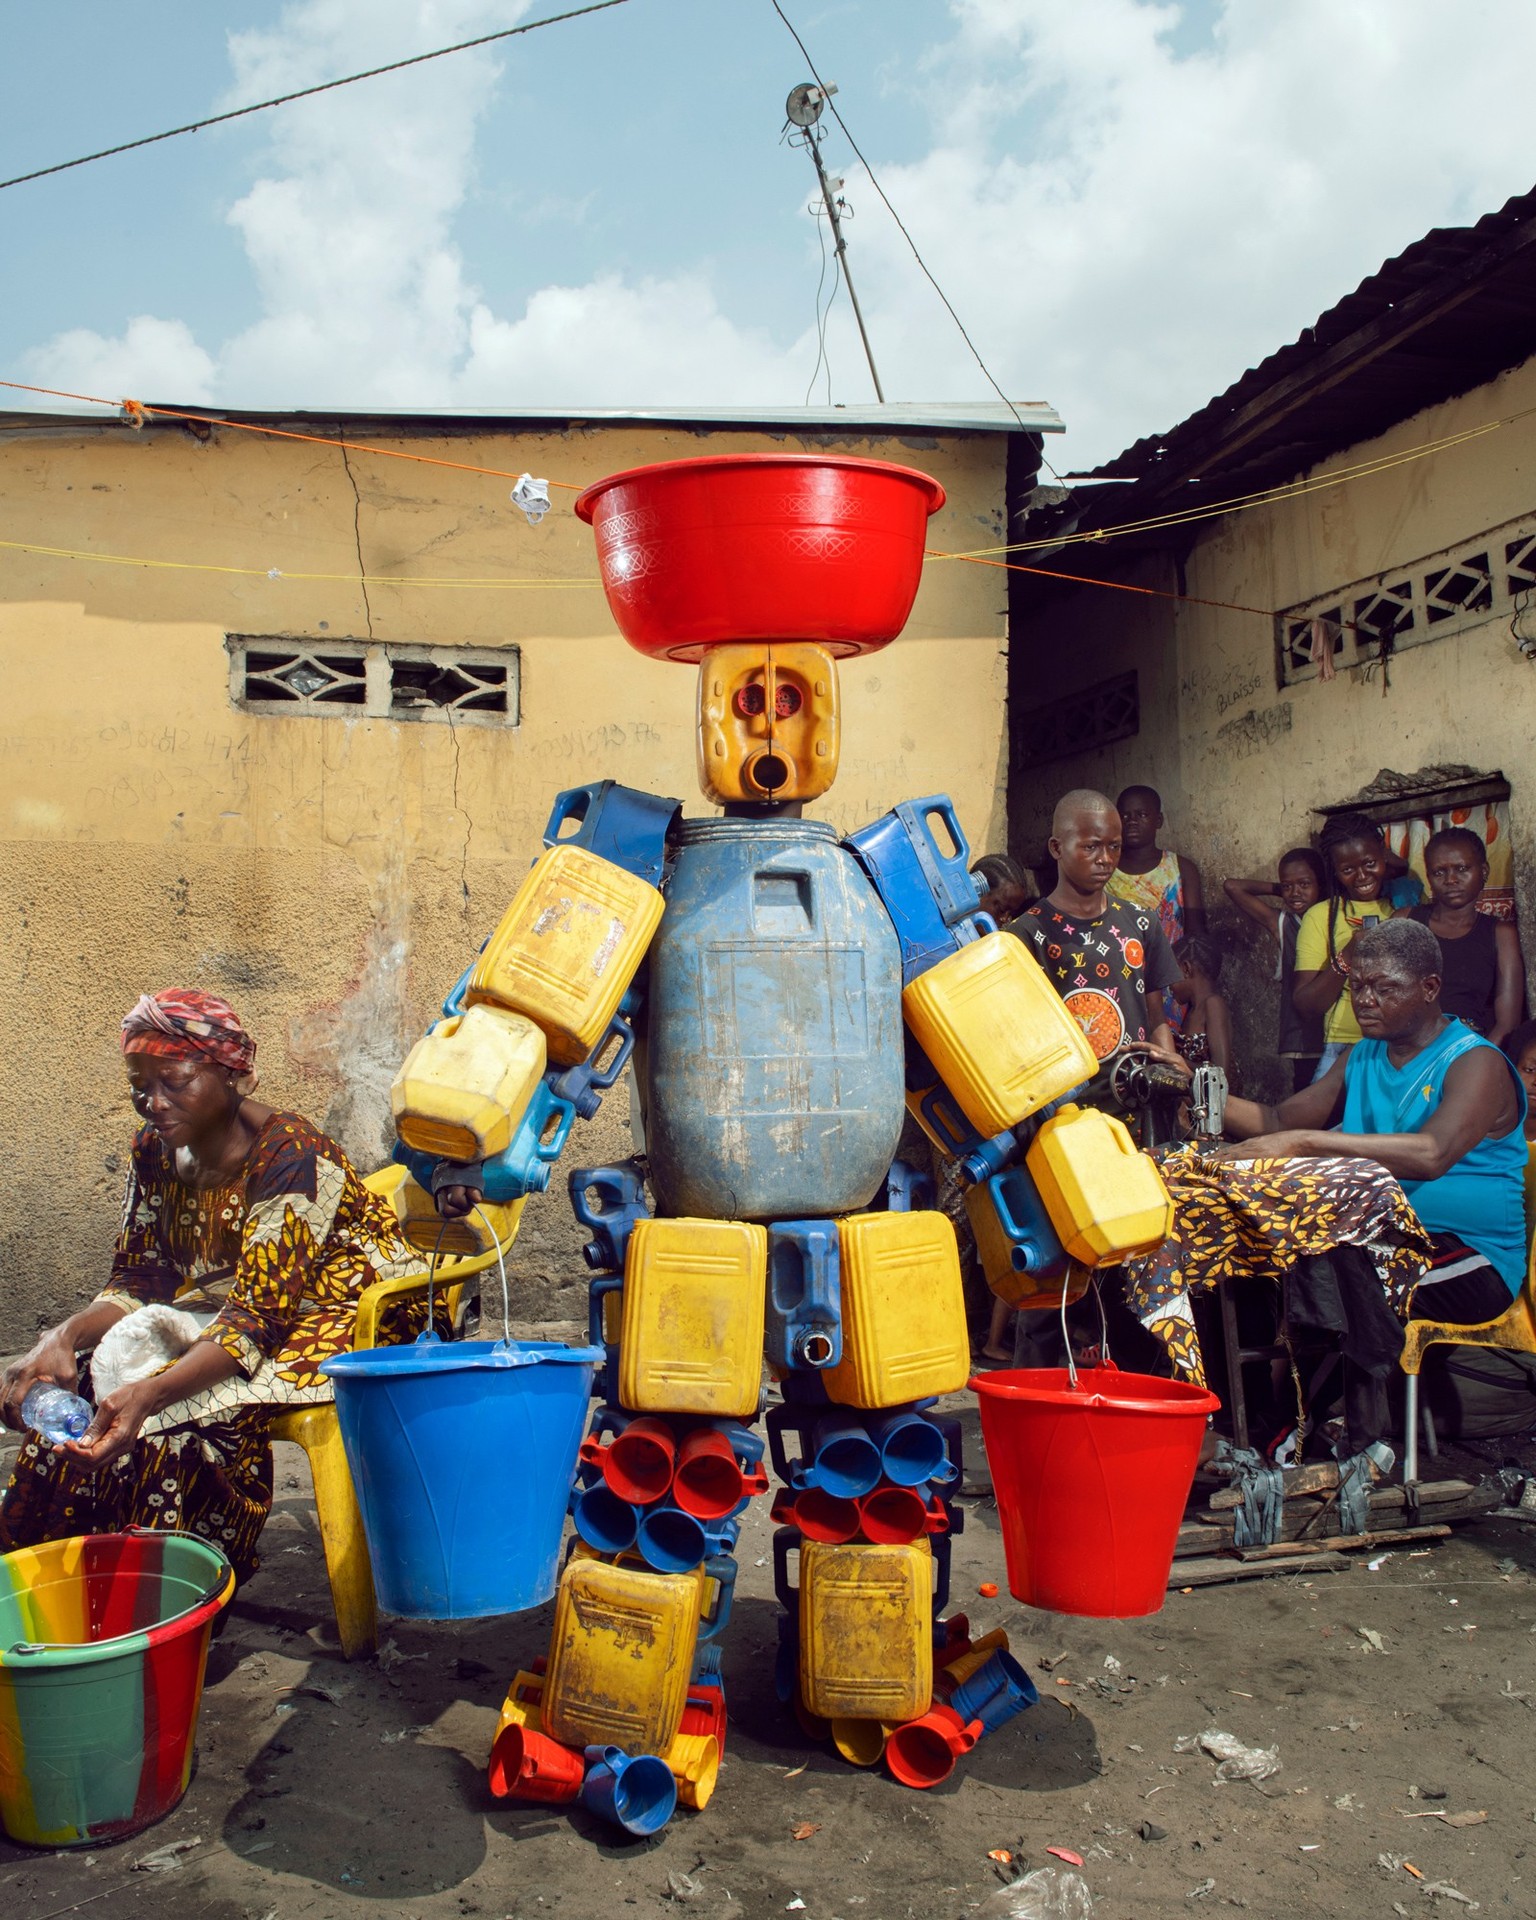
<box><xmin>0</xmin><ymin>418</ymin><xmax>1011</xmax><ymax>1345</ymax></box>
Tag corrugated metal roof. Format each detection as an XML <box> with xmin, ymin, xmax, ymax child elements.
<box><xmin>1088</xmin><ymin>182</ymin><xmax>1536</xmax><ymax>503</ymax></box>
<box><xmin>0</xmin><ymin>398</ymin><xmax>1063</xmax><ymax>437</ymax></box>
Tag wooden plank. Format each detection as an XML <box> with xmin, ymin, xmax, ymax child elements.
<box><xmin>1170</xmin><ymin>1552</ymin><xmax>1350</xmax><ymax>1588</ymax></box>
<box><xmin>1203</xmin><ymin>1475</ymin><xmax>1480</xmax><ymax>1516</ymax></box>
<box><xmin>1233</xmin><ymin>1524</ymin><xmax>1449</xmax><ymax>1562</ymax></box>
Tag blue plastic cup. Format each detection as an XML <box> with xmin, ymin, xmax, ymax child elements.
<box><xmin>791</xmin><ymin>1417</ymin><xmax>881</xmax><ymax>1500</ymax></box>
<box><xmin>945</xmin><ymin>1648</ymin><xmax>1039</xmax><ymax>1735</ymax></box>
<box><xmin>580</xmin><ymin>1746</ymin><xmax>677</xmax><ymax>1837</ymax></box>
<box><xmin>871</xmin><ymin>1409</ymin><xmax>947</xmax><ymax>1488</ymax></box>
<box><xmin>572</xmin><ymin>1484</ymin><xmax>642</xmax><ymax>1555</ymax></box>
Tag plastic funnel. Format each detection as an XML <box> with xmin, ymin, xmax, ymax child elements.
<box><xmin>858</xmin><ymin>1485</ymin><xmax>930</xmax><ymax>1545</ymax></box>
<box><xmin>486</xmin><ymin>1724</ymin><xmax>585</xmax><ymax>1804</ymax></box>
<box><xmin>871</xmin><ymin>1409</ymin><xmax>947</xmax><ymax>1487</ymax></box>
<box><xmin>602</xmin><ymin>1417</ymin><xmax>677</xmax><ymax>1506</ymax></box>
<box><xmin>943</xmin><ymin>1648</ymin><xmax>1039</xmax><ymax>1735</ymax></box>
<box><xmin>635</xmin><ymin>1504</ymin><xmax>708</xmax><ymax>1574</ymax></box>
<box><xmin>579</xmin><ymin>1746</ymin><xmax>677</xmax><ymax>1837</ymax></box>
<box><xmin>885</xmin><ymin>1705</ymin><xmax>981</xmax><ymax>1789</ymax></box>
<box><xmin>571</xmin><ymin>1484</ymin><xmax>641</xmax><ymax>1556</ymax></box>
<box><xmin>663</xmin><ymin>1730</ymin><xmax>720</xmax><ymax>1809</ymax></box>
<box><xmin>830</xmin><ymin>1718</ymin><xmax>891</xmax><ymax>1768</ymax></box>
<box><xmin>672</xmin><ymin>1429</ymin><xmax>746</xmax><ymax>1520</ymax></box>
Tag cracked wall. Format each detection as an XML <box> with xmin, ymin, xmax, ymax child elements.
<box><xmin>0</xmin><ymin>417</ymin><xmax>1012</xmax><ymax>1347</ymax></box>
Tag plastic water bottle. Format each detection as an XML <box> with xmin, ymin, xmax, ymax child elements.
<box><xmin>20</xmin><ymin>1384</ymin><xmax>92</xmax><ymax>1445</ymax></box>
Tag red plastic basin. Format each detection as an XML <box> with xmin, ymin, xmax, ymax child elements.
<box><xmin>574</xmin><ymin>454</ymin><xmax>946</xmax><ymax>662</ymax></box>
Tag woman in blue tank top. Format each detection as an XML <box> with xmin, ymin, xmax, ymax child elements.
<box><xmin>1222</xmin><ymin>916</ymin><xmax>1527</xmax><ymax>1316</ymax></box>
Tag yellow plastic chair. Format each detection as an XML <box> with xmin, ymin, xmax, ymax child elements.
<box><xmin>267</xmin><ymin>1183</ymin><xmax>525</xmax><ymax>1658</ymax></box>
<box><xmin>1401</xmin><ymin>1229</ymin><xmax>1536</xmax><ymax>1485</ymax></box>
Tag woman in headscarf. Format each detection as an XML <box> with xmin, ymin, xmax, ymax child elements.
<box><xmin>0</xmin><ymin>989</ymin><xmax>428</xmax><ymax>1583</ymax></box>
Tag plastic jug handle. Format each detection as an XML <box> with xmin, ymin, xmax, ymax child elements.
<box><xmin>536</xmin><ymin>1097</ymin><xmax>577</xmax><ymax>1165</ymax></box>
<box><xmin>931</xmin><ymin>1529</ymin><xmax>952</xmax><ymax>1616</ymax></box>
<box><xmin>584</xmin><ymin>1016</ymin><xmax>636</xmax><ymax>1091</ymax></box>
<box><xmin>588</xmin><ymin>1275</ymin><xmax>621</xmax><ymax>1351</ymax></box>
<box><xmin>700</xmin><ymin>1552</ymin><xmax>739</xmax><ymax>1633</ymax></box>
<box><xmin>772</xmin><ymin>1526</ymin><xmax>800</xmax><ymax>1612</ymax></box>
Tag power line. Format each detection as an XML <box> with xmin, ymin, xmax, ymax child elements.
<box><xmin>769</xmin><ymin>0</ymin><xmax>1062</xmax><ymax>482</ymax></box>
<box><xmin>0</xmin><ymin>1</ymin><xmax>630</xmax><ymax>194</ymax></box>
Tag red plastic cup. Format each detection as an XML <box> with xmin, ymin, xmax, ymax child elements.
<box><xmin>598</xmin><ymin>1416</ymin><xmax>677</xmax><ymax>1506</ymax></box>
<box><xmin>672</xmin><ymin>1428</ymin><xmax>746</xmax><ymax>1520</ymax></box>
<box><xmin>885</xmin><ymin>1705</ymin><xmax>983</xmax><ymax>1790</ymax></box>
<box><xmin>487</xmin><ymin>1724</ymin><xmax>586</xmax><ymax>1804</ymax></box>
<box><xmin>770</xmin><ymin>1485</ymin><xmax>862</xmax><ymax>1544</ymax></box>
<box><xmin>858</xmin><ymin>1485</ymin><xmax>932</xmax><ymax>1545</ymax></box>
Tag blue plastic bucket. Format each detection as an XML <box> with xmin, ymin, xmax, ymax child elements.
<box><xmin>321</xmin><ymin>1338</ymin><xmax>602</xmax><ymax>1619</ymax></box>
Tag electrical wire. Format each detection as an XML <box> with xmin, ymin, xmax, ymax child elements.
<box><xmin>770</xmin><ymin>0</ymin><xmax>1064</xmax><ymax>484</ymax></box>
<box><xmin>0</xmin><ymin>535</ymin><xmax>598</xmax><ymax>590</ymax></box>
<box><xmin>804</xmin><ymin>206</ymin><xmax>841</xmax><ymax>407</ymax></box>
<box><xmin>804</xmin><ymin>200</ymin><xmax>832</xmax><ymax>406</ymax></box>
<box><xmin>0</xmin><ymin>1</ymin><xmax>630</xmax><ymax>194</ymax></box>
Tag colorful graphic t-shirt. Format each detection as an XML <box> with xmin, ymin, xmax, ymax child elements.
<box><xmin>1008</xmin><ymin>897</ymin><xmax>1182</xmax><ymax>1060</ymax></box>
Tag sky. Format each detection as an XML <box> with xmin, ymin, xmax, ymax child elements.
<box><xmin>3</xmin><ymin>0</ymin><xmax>1536</xmax><ymax>471</ymax></box>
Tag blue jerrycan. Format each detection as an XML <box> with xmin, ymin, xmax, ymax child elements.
<box><xmin>766</xmin><ymin>1220</ymin><xmax>842</xmax><ymax>1371</ymax></box>
<box><xmin>642</xmin><ymin>818</ymin><xmax>904</xmax><ymax>1220</ymax></box>
<box><xmin>844</xmin><ymin>796</ymin><xmax>989</xmax><ymax>983</ymax></box>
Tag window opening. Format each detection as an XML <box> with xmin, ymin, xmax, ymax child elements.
<box><xmin>229</xmin><ymin>637</ymin><xmax>519</xmax><ymax>725</ymax></box>
<box><xmin>1016</xmin><ymin>670</ymin><xmax>1139</xmax><ymax>768</ymax></box>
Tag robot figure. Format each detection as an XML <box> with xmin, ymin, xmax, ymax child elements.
<box><xmin>383</xmin><ymin>454</ymin><xmax>1161</xmax><ymax>1828</ymax></box>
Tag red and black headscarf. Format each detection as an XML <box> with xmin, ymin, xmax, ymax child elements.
<box><xmin>120</xmin><ymin>988</ymin><xmax>257</xmax><ymax>1075</ymax></box>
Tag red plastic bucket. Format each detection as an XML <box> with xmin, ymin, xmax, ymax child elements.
<box><xmin>970</xmin><ymin>1366</ymin><xmax>1218</xmax><ymax>1618</ymax></box>
<box><xmin>574</xmin><ymin>455</ymin><xmax>946</xmax><ymax>662</ymax></box>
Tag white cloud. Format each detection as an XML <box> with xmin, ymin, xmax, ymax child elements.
<box><xmin>24</xmin><ymin>315</ymin><xmax>217</xmax><ymax>404</ymax></box>
<box><xmin>20</xmin><ymin>0</ymin><xmax>1536</xmax><ymax>466</ymax></box>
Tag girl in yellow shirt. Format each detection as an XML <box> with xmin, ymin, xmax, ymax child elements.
<box><xmin>1292</xmin><ymin>813</ymin><xmax>1397</xmax><ymax>1081</ymax></box>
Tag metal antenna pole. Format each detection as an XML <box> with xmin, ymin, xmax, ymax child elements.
<box><xmin>804</xmin><ymin>130</ymin><xmax>884</xmax><ymax>403</ymax></box>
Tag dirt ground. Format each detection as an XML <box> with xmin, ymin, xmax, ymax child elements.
<box><xmin>5</xmin><ymin>1408</ymin><xmax>1536</xmax><ymax>1920</ymax></box>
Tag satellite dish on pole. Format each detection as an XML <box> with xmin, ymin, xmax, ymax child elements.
<box><xmin>785</xmin><ymin>80</ymin><xmax>836</xmax><ymax>128</ymax></box>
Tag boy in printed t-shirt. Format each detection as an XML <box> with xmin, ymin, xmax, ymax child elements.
<box><xmin>1009</xmin><ymin>789</ymin><xmax>1184</xmax><ymax>1069</ymax></box>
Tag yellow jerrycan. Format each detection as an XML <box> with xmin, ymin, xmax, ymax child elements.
<box><xmin>618</xmin><ymin>1218</ymin><xmax>768</xmax><ymax>1417</ymax></box>
<box><xmin>798</xmin><ymin>1539</ymin><xmax>933</xmax><ymax>1725</ymax></box>
<box><xmin>542</xmin><ymin>1553</ymin><xmax>704</xmax><ymax>1755</ymax></box>
<box><xmin>1026</xmin><ymin>1103</ymin><xmax>1174</xmax><ymax>1266</ymax></box>
<box><xmin>823</xmin><ymin>1211</ymin><xmax>969</xmax><ymax>1409</ymax></box>
<box><xmin>372</xmin><ymin>1160</ymin><xmax>527</xmax><ymax>1260</ymax></box>
<box><xmin>902</xmin><ymin>929</ymin><xmax>1097</xmax><ymax>1138</ymax></box>
<box><xmin>468</xmin><ymin>844</ymin><xmax>664</xmax><ymax>1066</ymax></box>
<box><xmin>391</xmin><ymin>1003</ymin><xmax>546</xmax><ymax>1162</ymax></box>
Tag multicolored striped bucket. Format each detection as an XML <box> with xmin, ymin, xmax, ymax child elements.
<box><xmin>0</xmin><ymin>1531</ymin><xmax>234</xmax><ymax>1847</ymax></box>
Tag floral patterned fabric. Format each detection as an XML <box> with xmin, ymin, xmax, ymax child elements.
<box><xmin>1119</xmin><ymin>1144</ymin><xmax>1434</xmax><ymax>1386</ymax></box>
<box><xmin>97</xmin><ymin>1113</ymin><xmax>428</xmax><ymax>1431</ymax></box>
<box><xmin>1</xmin><ymin>1113</ymin><xmax>431</xmax><ymax>1585</ymax></box>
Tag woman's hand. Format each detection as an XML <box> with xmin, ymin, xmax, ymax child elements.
<box><xmin>62</xmin><ymin>1378</ymin><xmax>161</xmax><ymax>1469</ymax></box>
<box><xmin>435</xmin><ymin>1184</ymin><xmax>483</xmax><ymax>1221</ymax></box>
<box><xmin>1210</xmin><ymin>1131</ymin><xmax>1320</xmax><ymax>1163</ymax></box>
<box><xmin>0</xmin><ymin>1330</ymin><xmax>81</xmax><ymax>1431</ymax></box>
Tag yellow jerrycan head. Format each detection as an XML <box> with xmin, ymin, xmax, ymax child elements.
<box><xmin>1025</xmin><ymin>1102</ymin><xmax>1174</xmax><ymax>1267</ymax></box>
<box><xmin>696</xmin><ymin>643</ymin><xmax>840</xmax><ymax>806</ymax></box>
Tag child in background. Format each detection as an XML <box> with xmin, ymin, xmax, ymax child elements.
<box><xmin>1292</xmin><ymin>814</ymin><xmax>1397</xmax><ymax>1081</ymax></box>
<box><xmin>1224</xmin><ymin>847</ymin><xmax>1328</xmax><ymax>1091</ymax></box>
<box><xmin>1169</xmin><ymin>934</ymin><xmax>1234</xmax><ymax>1079</ymax></box>
<box><xmin>1410</xmin><ymin>826</ymin><xmax>1525</xmax><ymax>1043</ymax></box>
<box><xmin>1500</xmin><ymin>1018</ymin><xmax>1536</xmax><ymax>1230</ymax></box>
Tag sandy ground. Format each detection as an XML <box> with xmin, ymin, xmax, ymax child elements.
<box><xmin>5</xmin><ymin>1412</ymin><xmax>1536</xmax><ymax>1920</ymax></box>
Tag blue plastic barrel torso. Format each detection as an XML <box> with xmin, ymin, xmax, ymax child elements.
<box><xmin>643</xmin><ymin>818</ymin><xmax>904</xmax><ymax>1220</ymax></box>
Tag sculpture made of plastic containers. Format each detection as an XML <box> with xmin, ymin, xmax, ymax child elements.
<box><xmin>379</xmin><ymin>451</ymin><xmax>1170</xmax><ymax>1829</ymax></box>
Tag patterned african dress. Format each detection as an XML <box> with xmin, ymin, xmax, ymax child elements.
<box><xmin>1119</xmin><ymin>1145</ymin><xmax>1434</xmax><ymax>1385</ymax></box>
<box><xmin>1</xmin><ymin>1114</ymin><xmax>428</xmax><ymax>1584</ymax></box>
